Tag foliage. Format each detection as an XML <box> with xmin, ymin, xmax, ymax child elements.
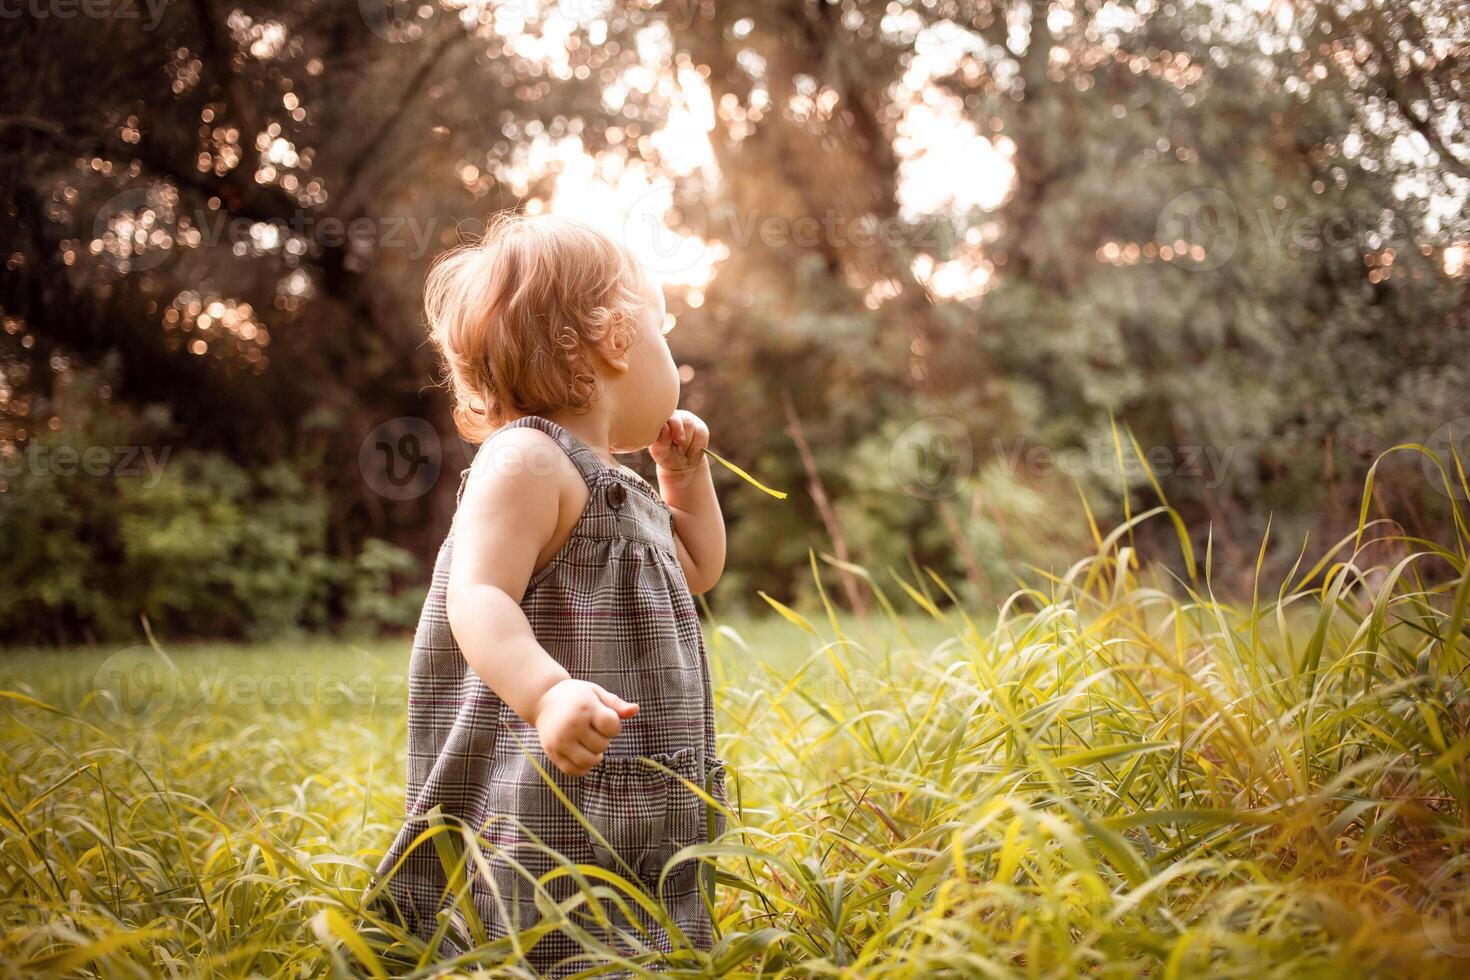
<box><xmin>3</xmin><ymin>2</ymin><xmax>1467</xmax><ymax>624</ymax></box>
<box><xmin>1</xmin><ymin>456</ymin><xmax>1467</xmax><ymax>975</ymax></box>
<box><xmin>0</xmin><ymin>376</ymin><xmax>418</xmax><ymax>644</ymax></box>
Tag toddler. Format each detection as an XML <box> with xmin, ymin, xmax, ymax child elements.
<box><xmin>373</xmin><ymin>214</ymin><xmax>728</xmax><ymax>973</ymax></box>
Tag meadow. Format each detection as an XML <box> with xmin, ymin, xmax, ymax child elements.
<box><xmin>3</xmin><ymin>455</ymin><xmax>1469</xmax><ymax>978</ymax></box>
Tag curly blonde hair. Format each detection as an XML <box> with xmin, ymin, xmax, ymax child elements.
<box><xmin>424</xmin><ymin>213</ymin><xmax>649</xmax><ymax>442</ymax></box>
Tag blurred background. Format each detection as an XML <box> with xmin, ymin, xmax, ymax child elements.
<box><xmin>1</xmin><ymin>0</ymin><xmax>1466</xmax><ymax>645</ymax></box>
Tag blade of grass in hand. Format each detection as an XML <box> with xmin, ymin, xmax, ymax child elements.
<box><xmin>705</xmin><ymin>447</ymin><xmax>788</xmax><ymax>500</ymax></box>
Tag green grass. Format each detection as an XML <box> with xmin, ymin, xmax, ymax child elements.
<box><xmin>2</xmin><ymin>449</ymin><xmax>1469</xmax><ymax>977</ymax></box>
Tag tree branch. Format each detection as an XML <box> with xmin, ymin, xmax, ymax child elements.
<box><xmin>338</xmin><ymin>27</ymin><xmax>473</xmax><ymax>217</ymax></box>
<box><xmin>191</xmin><ymin>0</ymin><xmax>264</xmax><ymax>143</ymax></box>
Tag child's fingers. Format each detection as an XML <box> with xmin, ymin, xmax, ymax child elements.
<box><xmin>673</xmin><ymin>416</ymin><xmax>706</xmax><ymax>456</ymax></box>
<box><xmin>558</xmin><ymin>742</ymin><xmax>602</xmax><ymax>774</ymax></box>
<box><xmin>579</xmin><ymin>729</ymin><xmax>612</xmax><ymax>755</ymax></box>
<box><xmin>655</xmin><ymin>424</ymin><xmax>680</xmax><ymax>458</ymax></box>
<box><xmin>593</xmin><ymin>685</ymin><xmax>639</xmax><ymax>718</ymax></box>
<box><xmin>589</xmin><ymin>704</ymin><xmax>623</xmax><ymax>739</ymax></box>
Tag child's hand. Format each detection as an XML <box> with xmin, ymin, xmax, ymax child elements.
<box><xmin>650</xmin><ymin>409</ymin><xmax>725</xmax><ymax>593</ymax></box>
<box><xmin>530</xmin><ymin>678</ymin><xmax>639</xmax><ymax>777</ymax></box>
<box><xmin>651</xmin><ymin>410</ymin><xmax>709</xmax><ymax>475</ymax></box>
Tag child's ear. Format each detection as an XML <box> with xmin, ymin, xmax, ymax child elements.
<box><xmin>596</xmin><ymin>323</ymin><xmax>633</xmax><ymax>374</ymax></box>
<box><xmin>597</xmin><ymin>340</ymin><xmax>630</xmax><ymax>374</ymax></box>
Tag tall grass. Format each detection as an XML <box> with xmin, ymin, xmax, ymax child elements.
<box><xmin>1</xmin><ymin>447</ymin><xmax>1468</xmax><ymax>977</ymax></box>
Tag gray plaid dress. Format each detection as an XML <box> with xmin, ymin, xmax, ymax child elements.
<box><xmin>372</xmin><ymin>415</ymin><xmax>727</xmax><ymax>974</ymax></box>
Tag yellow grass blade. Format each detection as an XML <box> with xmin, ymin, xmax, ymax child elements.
<box><xmin>705</xmin><ymin>447</ymin><xmax>789</xmax><ymax>499</ymax></box>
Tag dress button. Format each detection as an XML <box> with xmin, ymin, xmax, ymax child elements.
<box><xmin>604</xmin><ymin>482</ymin><xmax>626</xmax><ymax>509</ymax></box>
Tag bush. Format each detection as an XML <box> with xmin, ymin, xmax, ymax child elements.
<box><xmin>0</xmin><ymin>389</ymin><xmax>417</xmax><ymax>645</ymax></box>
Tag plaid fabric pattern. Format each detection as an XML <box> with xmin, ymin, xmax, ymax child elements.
<box><xmin>371</xmin><ymin>416</ymin><xmax>726</xmax><ymax>975</ymax></box>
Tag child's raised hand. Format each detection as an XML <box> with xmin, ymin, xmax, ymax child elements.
<box><xmin>529</xmin><ymin>678</ymin><xmax>639</xmax><ymax>777</ymax></box>
<box><xmin>651</xmin><ymin>409</ymin><xmax>709</xmax><ymax>475</ymax></box>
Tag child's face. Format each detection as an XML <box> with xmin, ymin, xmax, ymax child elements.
<box><xmin>606</xmin><ymin>273</ymin><xmax>680</xmax><ymax>453</ymax></box>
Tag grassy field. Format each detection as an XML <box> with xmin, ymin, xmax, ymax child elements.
<box><xmin>3</xmin><ymin>461</ymin><xmax>1470</xmax><ymax>977</ymax></box>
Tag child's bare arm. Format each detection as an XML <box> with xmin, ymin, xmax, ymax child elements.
<box><xmin>652</xmin><ymin>410</ymin><xmax>726</xmax><ymax>594</ymax></box>
<box><xmin>447</xmin><ymin>430</ymin><xmax>637</xmax><ymax>776</ymax></box>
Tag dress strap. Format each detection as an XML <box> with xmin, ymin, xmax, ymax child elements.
<box><xmin>458</xmin><ymin>415</ymin><xmax>609</xmax><ymax>503</ymax></box>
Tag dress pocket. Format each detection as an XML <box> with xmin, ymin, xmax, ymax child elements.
<box><xmin>580</xmin><ymin>748</ymin><xmax>726</xmax><ymax>884</ymax></box>
<box><xmin>667</xmin><ymin>754</ymin><xmax>729</xmax><ymax>853</ymax></box>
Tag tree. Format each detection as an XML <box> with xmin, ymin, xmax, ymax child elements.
<box><xmin>1</xmin><ymin>1</ymin><xmax>654</xmax><ymax>562</ymax></box>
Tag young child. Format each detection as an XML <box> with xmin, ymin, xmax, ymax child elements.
<box><xmin>372</xmin><ymin>214</ymin><xmax>728</xmax><ymax>972</ymax></box>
